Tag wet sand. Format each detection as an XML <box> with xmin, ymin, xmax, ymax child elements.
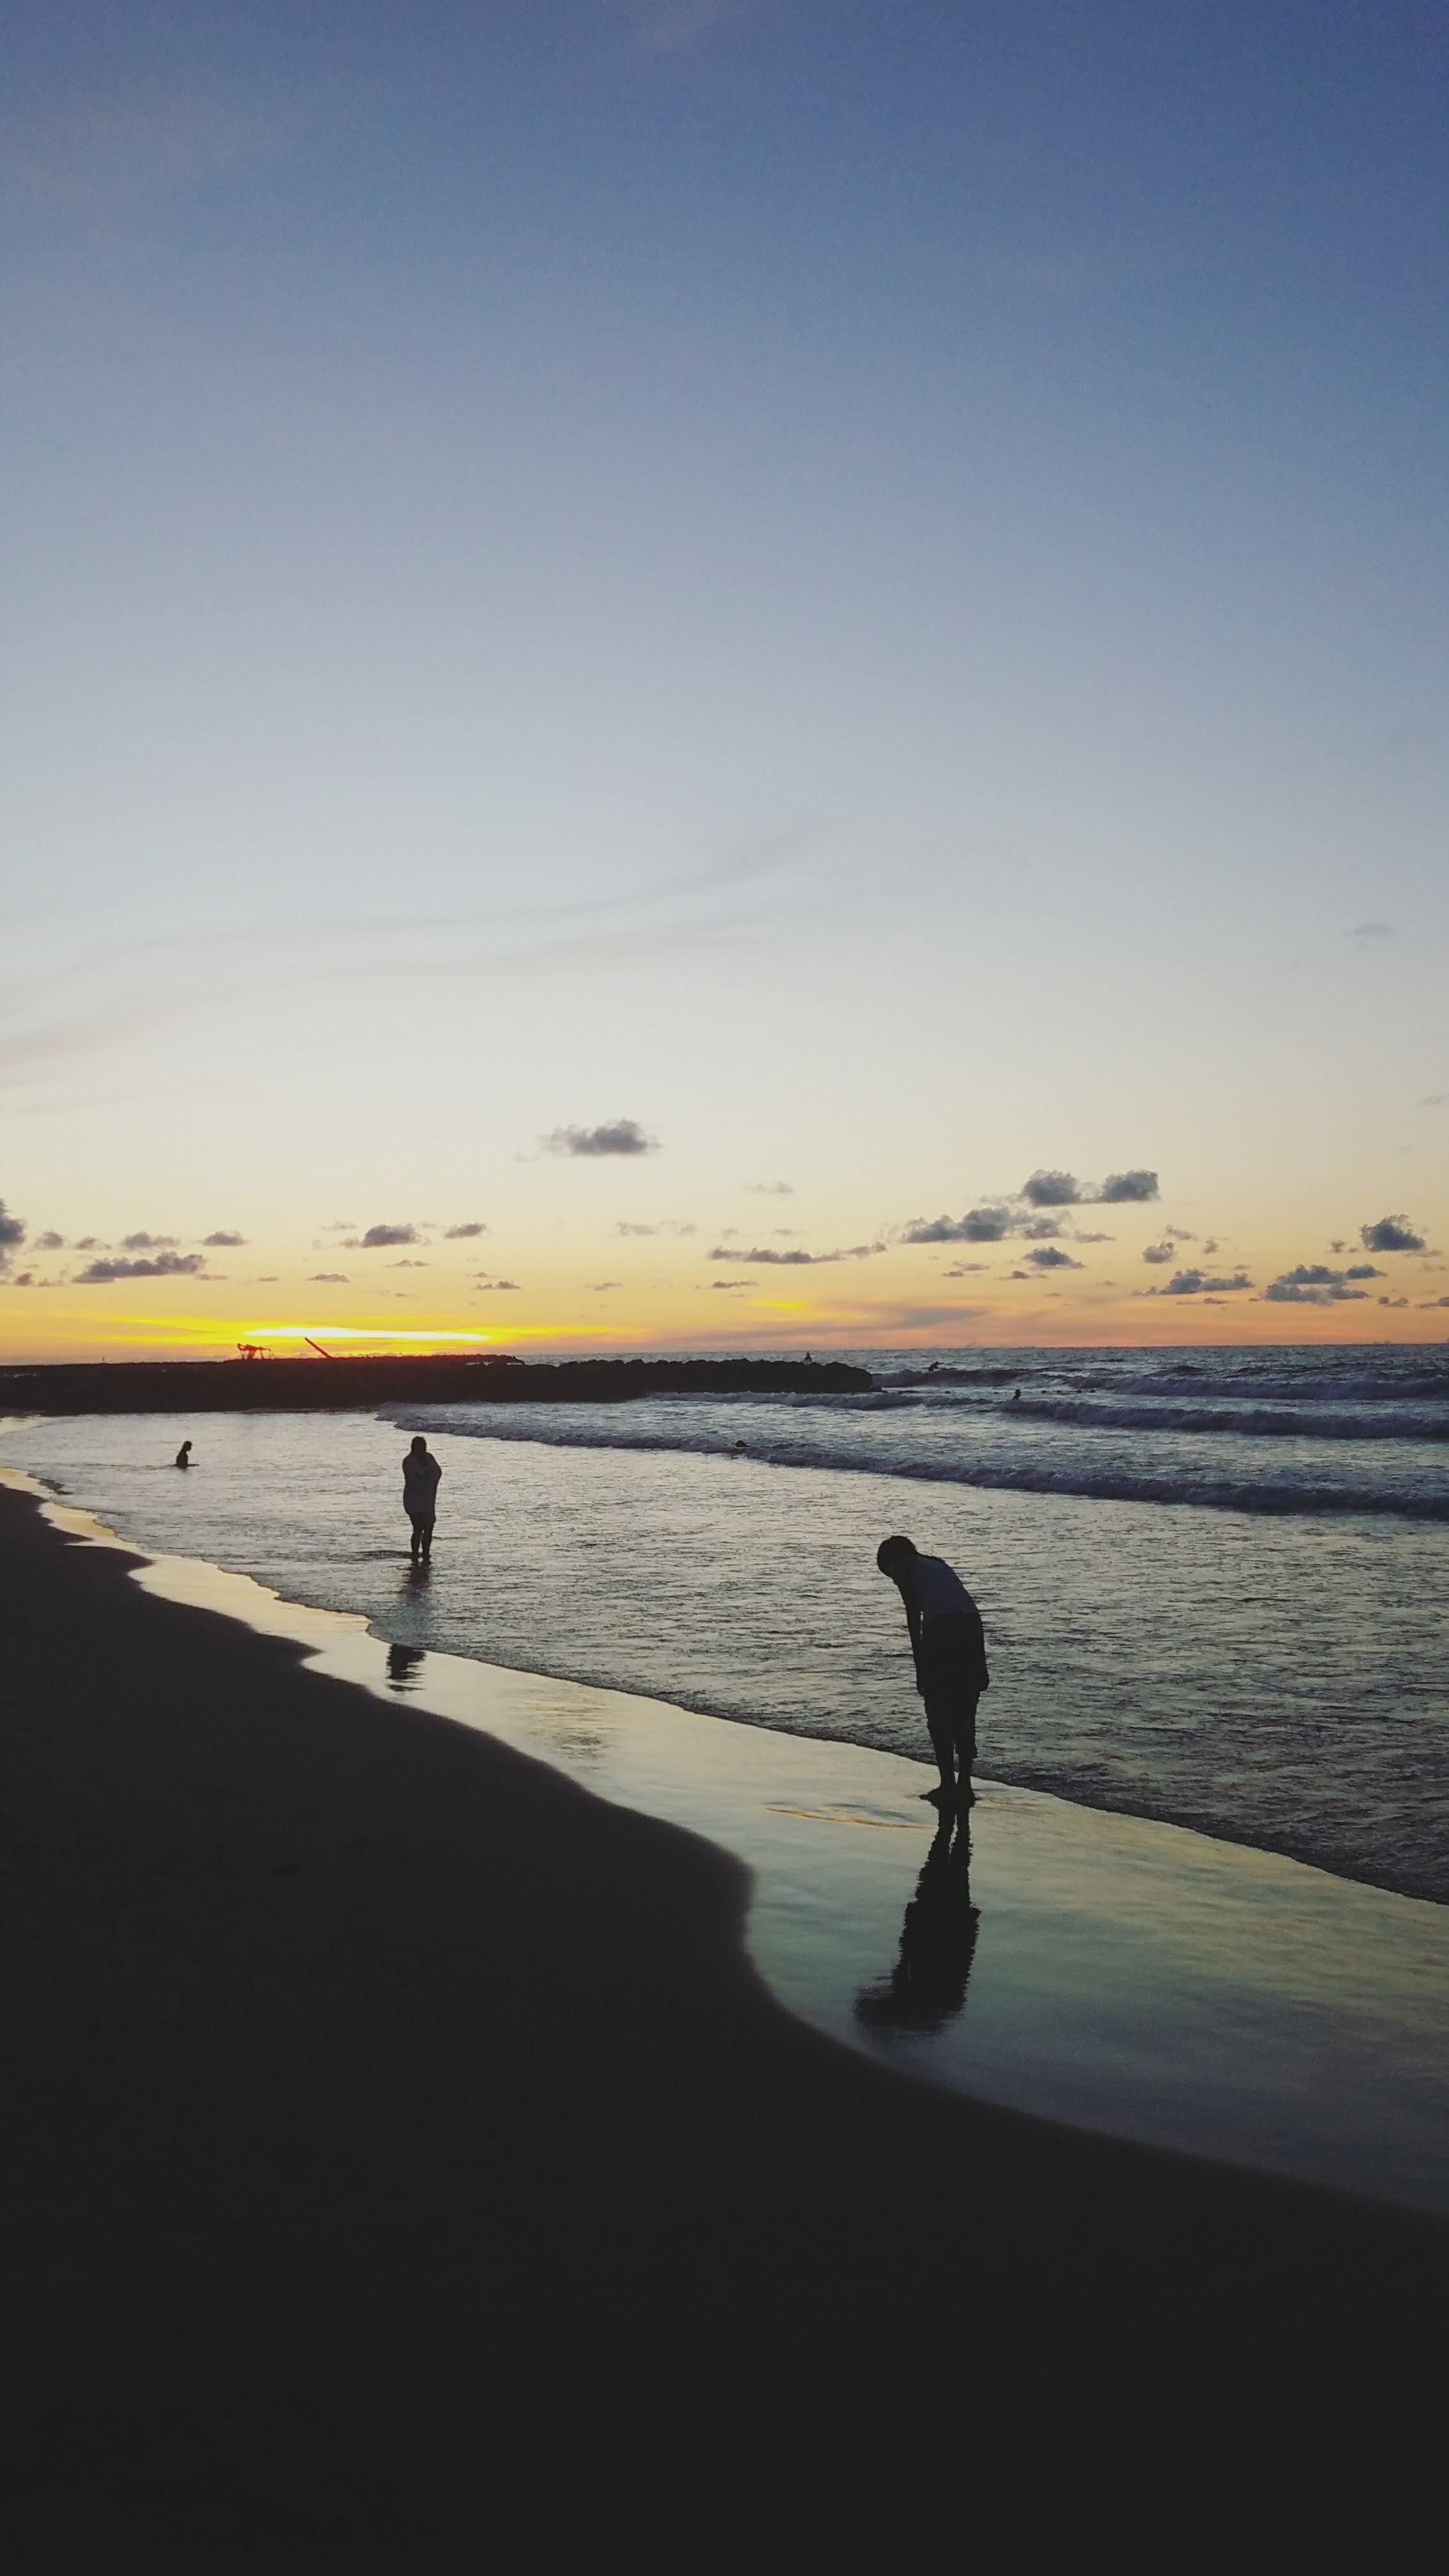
<box><xmin>0</xmin><ymin>1487</ymin><xmax>1443</xmax><ymax>2570</ymax></box>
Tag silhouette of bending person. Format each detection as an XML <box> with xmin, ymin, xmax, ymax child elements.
<box><xmin>855</xmin><ymin>1813</ymin><xmax>979</xmax><ymax>2036</ymax></box>
<box><xmin>402</xmin><ymin>1435</ymin><xmax>441</xmax><ymax>1564</ymax></box>
<box><xmin>174</xmin><ymin>1439</ymin><xmax>192</xmax><ymax>1469</ymax></box>
<box><xmin>876</xmin><ymin>1534</ymin><xmax>989</xmax><ymax>1809</ymax></box>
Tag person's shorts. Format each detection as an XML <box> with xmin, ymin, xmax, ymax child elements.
<box><xmin>917</xmin><ymin>1612</ymin><xmax>983</xmax><ymax>1756</ymax></box>
<box><xmin>406</xmin><ymin>1508</ymin><xmax>436</xmax><ymax>1533</ymax></box>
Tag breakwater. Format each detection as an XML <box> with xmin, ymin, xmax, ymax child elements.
<box><xmin>0</xmin><ymin>1353</ymin><xmax>871</xmax><ymax>1414</ymax></box>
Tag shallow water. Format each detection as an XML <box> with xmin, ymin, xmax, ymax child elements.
<box><xmin>18</xmin><ymin>1484</ymin><xmax>1448</xmax><ymax>2217</ymax></box>
<box><xmin>4</xmin><ymin>1356</ymin><xmax>1446</xmax><ymax>1901</ymax></box>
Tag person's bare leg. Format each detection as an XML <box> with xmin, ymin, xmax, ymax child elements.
<box><xmin>925</xmin><ymin>1717</ymin><xmax>956</xmax><ymax>1804</ymax></box>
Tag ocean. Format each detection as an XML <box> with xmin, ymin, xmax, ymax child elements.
<box><xmin>4</xmin><ymin>1342</ymin><xmax>1447</xmax><ymax>1903</ymax></box>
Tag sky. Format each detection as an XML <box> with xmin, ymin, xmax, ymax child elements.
<box><xmin>1</xmin><ymin>0</ymin><xmax>1446</xmax><ymax>1356</ymax></box>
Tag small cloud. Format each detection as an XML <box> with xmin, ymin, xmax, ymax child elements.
<box><xmin>705</xmin><ymin>1243</ymin><xmax>883</xmax><ymax>1266</ymax></box>
<box><xmin>1142</xmin><ymin>1243</ymin><xmax>1174</xmax><ymax>1266</ymax></box>
<box><xmin>586</xmin><ymin>1280</ymin><xmax>623</xmax><ymax>1292</ymax></box>
<box><xmin>544</xmin><ymin>1119</ymin><xmax>657</xmax><ymax>1158</ymax></box>
<box><xmin>942</xmin><ymin>1262</ymin><xmax>989</xmax><ymax>1276</ymax></box>
<box><xmin>349</xmin><ymin>1223</ymin><xmax>420</xmax><ymax>1249</ymax></box>
<box><xmin>1348</xmin><ymin>921</ymin><xmax>1394</xmax><ymax>939</ymax></box>
<box><xmin>1202</xmin><ymin>1238</ymin><xmax>1220</xmax><ymax>1256</ymax></box>
<box><xmin>309</xmin><ymin>1271</ymin><xmax>349</xmax><ymax>1284</ymax></box>
<box><xmin>1025</xmin><ymin>1245</ymin><xmax>1082</xmax><ymax>1271</ymax></box>
<box><xmin>1158</xmin><ymin>1269</ymin><xmax>1254</xmax><ymax>1297</ymax></box>
<box><xmin>75</xmin><ymin>1251</ymin><xmax>212</xmax><ymax>1284</ymax></box>
<box><xmin>1422</xmin><ymin>1092</ymin><xmax>1447</xmax><ymax>1110</ymax></box>
<box><xmin>709</xmin><ymin>1278</ymin><xmax>750</xmax><ymax>1289</ymax></box>
<box><xmin>121</xmin><ymin>1231</ymin><xmax>176</xmax><ymax>1251</ymax></box>
<box><xmin>1020</xmin><ymin>1170</ymin><xmax>1080</xmax><ymax>1207</ymax></box>
<box><xmin>203</xmin><ymin>1230</ymin><xmax>247</xmax><ymax>1247</ymax></box>
<box><xmin>901</xmin><ymin>1208</ymin><xmax>1013</xmax><ymax>1244</ymax></box>
<box><xmin>746</xmin><ymin>1181</ymin><xmax>794</xmax><ymax>1196</ymax></box>
<box><xmin>1072</xmin><ymin>1230</ymin><xmax>1114</xmax><ymax>1244</ymax></box>
<box><xmin>36</xmin><ymin>1230</ymin><xmax>65</xmax><ymax>1250</ymax></box>
<box><xmin>323</xmin><ymin>1220</ymin><xmax>355</xmax><ymax>1232</ymax></box>
<box><xmin>8</xmin><ymin>1271</ymin><xmax>33</xmax><ymax>1287</ymax></box>
<box><xmin>474</xmin><ymin>1278</ymin><xmax>520</xmax><ymax>1291</ymax></box>
<box><xmin>1096</xmin><ymin>1169</ymin><xmax>1160</xmax><ymax>1203</ymax></box>
<box><xmin>1262</xmin><ymin>1264</ymin><xmax>1374</xmax><ymax>1305</ymax></box>
<box><xmin>1418</xmin><ymin>1296</ymin><xmax>1449</xmax><ymax>1308</ymax></box>
<box><xmin>388</xmin><ymin>1259</ymin><xmax>430</xmax><ymax>1268</ymax></box>
<box><xmin>1361</xmin><ymin>1215</ymin><xmax>1427</xmax><ymax>1254</ymax></box>
<box><xmin>1021</xmin><ymin>1217</ymin><xmax>1063</xmax><ymax>1239</ymax></box>
<box><xmin>73</xmin><ymin>1236</ymin><xmax>103</xmax><ymax>1250</ymax></box>
<box><xmin>0</xmin><ymin>1200</ymin><xmax>26</xmax><ymax>1275</ymax></box>
<box><xmin>1379</xmin><ymin>1296</ymin><xmax>1409</xmax><ymax>1308</ymax></box>
<box><xmin>445</xmin><ymin>1222</ymin><xmax>487</xmax><ymax>1239</ymax></box>
<box><xmin>617</xmin><ymin>1222</ymin><xmax>657</xmax><ymax>1237</ymax></box>
<box><xmin>1007</xmin><ymin>1268</ymin><xmax>1030</xmax><ymax>1280</ymax></box>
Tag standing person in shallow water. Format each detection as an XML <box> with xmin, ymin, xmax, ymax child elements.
<box><xmin>876</xmin><ymin>1536</ymin><xmax>990</xmax><ymax>1809</ymax></box>
<box><xmin>402</xmin><ymin>1435</ymin><xmax>442</xmax><ymax>1565</ymax></box>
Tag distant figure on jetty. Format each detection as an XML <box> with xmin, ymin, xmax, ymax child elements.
<box><xmin>402</xmin><ymin>1435</ymin><xmax>441</xmax><ymax>1564</ymax></box>
<box><xmin>174</xmin><ymin>1439</ymin><xmax>192</xmax><ymax>1469</ymax></box>
<box><xmin>875</xmin><ymin>1535</ymin><xmax>989</xmax><ymax>1809</ymax></box>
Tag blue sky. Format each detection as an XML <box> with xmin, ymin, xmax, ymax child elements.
<box><xmin>2</xmin><ymin>1</ymin><xmax>1445</xmax><ymax>1348</ymax></box>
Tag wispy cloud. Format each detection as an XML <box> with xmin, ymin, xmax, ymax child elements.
<box><xmin>75</xmin><ymin>1251</ymin><xmax>215</xmax><ymax>1284</ymax></box>
<box><xmin>203</xmin><ymin>1230</ymin><xmax>247</xmax><ymax>1247</ymax></box>
<box><xmin>606</xmin><ymin>0</ymin><xmax>765</xmax><ymax>54</ymax></box>
<box><xmin>1348</xmin><ymin>921</ymin><xmax>1394</xmax><ymax>940</ymax></box>
<box><xmin>544</xmin><ymin>1119</ymin><xmax>657</xmax><ymax>1158</ymax></box>
<box><xmin>1146</xmin><ymin>1269</ymin><xmax>1254</xmax><ymax>1297</ymax></box>
<box><xmin>445</xmin><ymin>1222</ymin><xmax>487</xmax><ymax>1239</ymax></box>
<box><xmin>706</xmin><ymin>1242</ymin><xmax>884</xmax><ymax>1266</ymax></box>
<box><xmin>346</xmin><ymin>1223</ymin><xmax>420</xmax><ymax>1248</ymax></box>
<box><xmin>901</xmin><ymin>1208</ymin><xmax>1014</xmax><ymax>1244</ymax></box>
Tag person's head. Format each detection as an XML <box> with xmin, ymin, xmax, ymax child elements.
<box><xmin>876</xmin><ymin>1535</ymin><xmax>916</xmax><ymax>1581</ymax></box>
<box><xmin>409</xmin><ymin>1435</ymin><xmax>427</xmax><ymax>1455</ymax></box>
<box><xmin>180</xmin><ymin>1439</ymin><xmax>191</xmax><ymax>1452</ymax></box>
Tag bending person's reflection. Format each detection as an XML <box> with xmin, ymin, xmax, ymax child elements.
<box><xmin>386</xmin><ymin>1641</ymin><xmax>426</xmax><ymax>1692</ymax></box>
<box><xmin>854</xmin><ymin>1816</ymin><xmax>979</xmax><ymax>2038</ymax></box>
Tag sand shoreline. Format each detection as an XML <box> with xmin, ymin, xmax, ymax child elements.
<box><xmin>1</xmin><ymin>1482</ymin><xmax>1443</xmax><ymax>2567</ymax></box>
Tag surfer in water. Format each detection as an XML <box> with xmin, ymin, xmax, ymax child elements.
<box><xmin>875</xmin><ymin>1535</ymin><xmax>989</xmax><ymax>1809</ymax></box>
<box><xmin>174</xmin><ymin>1439</ymin><xmax>193</xmax><ymax>1469</ymax></box>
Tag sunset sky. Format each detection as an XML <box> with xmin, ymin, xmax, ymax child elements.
<box><xmin>3</xmin><ymin>0</ymin><xmax>1445</xmax><ymax>1356</ymax></box>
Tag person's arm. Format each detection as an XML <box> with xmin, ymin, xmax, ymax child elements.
<box><xmin>899</xmin><ymin>1577</ymin><xmax>924</xmax><ymax>1690</ymax></box>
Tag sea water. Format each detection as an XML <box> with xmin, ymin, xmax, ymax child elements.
<box><xmin>4</xmin><ymin>1344</ymin><xmax>1446</xmax><ymax>1903</ymax></box>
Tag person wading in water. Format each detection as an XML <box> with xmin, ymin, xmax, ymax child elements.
<box><xmin>402</xmin><ymin>1435</ymin><xmax>442</xmax><ymax>1565</ymax></box>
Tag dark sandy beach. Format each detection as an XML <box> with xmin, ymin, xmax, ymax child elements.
<box><xmin>0</xmin><ymin>1486</ymin><xmax>1442</xmax><ymax>2572</ymax></box>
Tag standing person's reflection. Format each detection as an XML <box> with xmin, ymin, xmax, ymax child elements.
<box><xmin>855</xmin><ymin>1816</ymin><xmax>979</xmax><ymax>2037</ymax></box>
<box><xmin>387</xmin><ymin>1642</ymin><xmax>425</xmax><ymax>1692</ymax></box>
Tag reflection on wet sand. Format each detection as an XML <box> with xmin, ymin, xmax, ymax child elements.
<box><xmin>387</xmin><ymin>1641</ymin><xmax>427</xmax><ymax>1692</ymax></box>
<box><xmin>855</xmin><ymin>1815</ymin><xmax>979</xmax><ymax>2037</ymax></box>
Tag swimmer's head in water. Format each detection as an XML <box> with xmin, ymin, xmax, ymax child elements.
<box><xmin>876</xmin><ymin>1535</ymin><xmax>916</xmax><ymax>1577</ymax></box>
